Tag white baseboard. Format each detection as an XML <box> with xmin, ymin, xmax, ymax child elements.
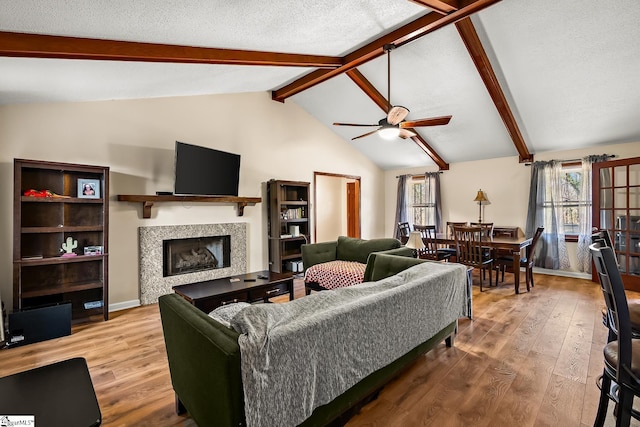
<box><xmin>109</xmin><ymin>299</ymin><xmax>141</xmax><ymax>312</ymax></box>
<box><xmin>532</xmin><ymin>267</ymin><xmax>591</xmax><ymax>280</ymax></box>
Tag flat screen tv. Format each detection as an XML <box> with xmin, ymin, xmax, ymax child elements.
<box><xmin>174</xmin><ymin>141</ymin><xmax>241</xmax><ymax>197</ymax></box>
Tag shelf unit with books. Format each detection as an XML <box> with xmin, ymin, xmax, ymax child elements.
<box><xmin>267</xmin><ymin>180</ymin><xmax>310</xmax><ymax>273</ymax></box>
<box><xmin>13</xmin><ymin>159</ymin><xmax>109</xmax><ymax>323</ymax></box>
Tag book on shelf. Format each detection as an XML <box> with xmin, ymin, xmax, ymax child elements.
<box><xmin>21</xmin><ymin>255</ymin><xmax>43</xmax><ymax>260</ymax></box>
<box><xmin>280</xmin><ymin>234</ymin><xmax>293</xmax><ymax>238</ymax></box>
<box><xmin>282</xmin><ymin>207</ymin><xmax>304</xmax><ymax>220</ymax></box>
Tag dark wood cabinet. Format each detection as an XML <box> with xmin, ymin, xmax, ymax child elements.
<box><xmin>493</xmin><ymin>226</ymin><xmax>521</xmax><ymax>238</ymax></box>
<box><xmin>13</xmin><ymin>159</ymin><xmax>109</xmax><ymax>323</ymax></box>
<box><xmin>267</xmin><ymin>180</ymin><xmax>310</xmax><ymax>273</ymax></box>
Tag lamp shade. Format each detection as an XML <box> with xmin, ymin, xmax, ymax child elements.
<box><xmin>405</xmin><ymin>231</ymin><xmax>425</xmax><ymax>250</ymax></box>
<box><xmin>473</xmin><ymin>189</ymin><xmax>488</xmax><ymax>203</ymax></box>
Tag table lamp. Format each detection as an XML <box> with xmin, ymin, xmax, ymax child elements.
<box><xmin>405</xmin><ymin>231</ymin><xmax>425</xmax><ymax>258</ymax></box>
<box><xmin>473</xmin><ymin>189</ymin><xmax>489</xmax><ymax>223</ymax></box>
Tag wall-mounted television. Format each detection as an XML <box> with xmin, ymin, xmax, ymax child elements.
<box><xmin>174</xmin><ymin>141</ymin><xmax>241</xmax><ymax>197</ymax></box>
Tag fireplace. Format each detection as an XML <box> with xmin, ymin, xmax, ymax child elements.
<box><xmin>139</xmin><ymin>223</ymin><xmax>246</xmax><ymax>305</ymax></box>
<box><xmin>163</xmin><ymin>235</ymin><xmax>231</xmax><ymax>277</ymax></box>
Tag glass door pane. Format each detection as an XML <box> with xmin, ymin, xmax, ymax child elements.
<box><xmin>594</xmin><ymin>157</ymin><xmax>640</xmax><ymax>290</ymax></box>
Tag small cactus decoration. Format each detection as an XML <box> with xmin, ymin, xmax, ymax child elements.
<box><xmin>61</xmin><ymin>236</ymin><xmax>78</xmax><ymax>257</ymax></box>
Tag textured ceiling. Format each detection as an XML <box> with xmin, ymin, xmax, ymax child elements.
<box><xmin>1</xmin><ymin>0</ymin><xmax>639</xmax><ymax>170</ymax></box>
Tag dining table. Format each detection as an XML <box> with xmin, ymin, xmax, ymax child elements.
<box><xmin>433</xmin><ymin>233</ymin><xmax>534</xmax><ymax>294</ymax></box>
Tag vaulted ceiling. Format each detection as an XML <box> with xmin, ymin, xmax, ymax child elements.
<box><xmin>1</xmin><ymin>0</ymin><xmax>639</xmax><ymax>170</ymax></box>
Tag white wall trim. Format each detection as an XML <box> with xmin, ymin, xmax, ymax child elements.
<box><xmin>533</xmin><ymin>267</ymin><xmax>591</xmax><ymax>280</ymax></box>
<box><xmin>109</xmin><ymin>299</ymin><xmax>141</xmax><ymax>312</ymax></box>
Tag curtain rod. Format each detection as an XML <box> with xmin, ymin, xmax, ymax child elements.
<box><xmin>395</xmin><ymin>171</ymin><xmax>443</xmax><ymax>178</ymax></box>
<box><xmin>525</xmin><ymin>154</ymin><xmax>615</xmax><ymax>166</ymax></box>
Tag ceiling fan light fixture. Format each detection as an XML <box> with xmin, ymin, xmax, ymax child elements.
<box><xmin>334</xmin><ymin>42</ymin><xmax>451</xmax><ymax>142</ymax></box>
<box><xmin>379</xmin><ymin>126</ymin><xmax>400</xmax><ymax>140</ymax></box>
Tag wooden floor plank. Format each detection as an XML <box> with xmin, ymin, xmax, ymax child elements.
<box><xmin>534</xmin><ymin>373</ymin><xmax>586</xmax><ymax>427</ymax></box>
<box><xmin>553</xmin><ymin>299</ymin><xmax>597</xmax><ymax>384</ymax></box>
<box><xmin>1</xmin><ymin>274</ymin><xmax>639</xmax><ymax>426</ymax></box>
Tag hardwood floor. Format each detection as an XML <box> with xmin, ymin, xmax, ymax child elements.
<box><xmin>0</xmin><ymin>272</ymin><xmax>637</xmax><ymax>426</ymax></box>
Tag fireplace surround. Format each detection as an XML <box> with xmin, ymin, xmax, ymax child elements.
<box><xmin>139</xmin><ymin>223</ymin><xmax>246</xmax><ymax>305</ymax></box>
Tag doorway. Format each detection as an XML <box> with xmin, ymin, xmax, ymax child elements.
<box><xmin>313</xmin><ymin>172</ymin><xmax>361</xmax><ymax>243</ymax></box>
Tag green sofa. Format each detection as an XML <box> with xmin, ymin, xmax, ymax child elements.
<box><xmin>301</xmin><ymin>235</ymin><xmax>413</xmax><ymax>294</ymax></box>
<box><xmin>158</xmin><ymin>254</ymin><xmax>461</xmax><ymax>427</ymax></box>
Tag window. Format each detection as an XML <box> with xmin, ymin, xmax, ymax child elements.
<box><xmin>558</xmin><ymin>166</ymin><xmax>583</xmax><ymax>235</ymax></box>
<box><xmin>409</xmin><ymin>176</ymin><xmax>436</xmax><ymax>227</ymax></box>
<box><xmin>539</xmin><ymin>164</ymin><xmax>586</xmax><ymax>237</ymax></box>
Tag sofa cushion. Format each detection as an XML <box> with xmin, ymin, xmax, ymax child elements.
<box><xmin>364</xmin><ymin>252</ymin><xmax>429</xmax><ymax>282</ymax></box>
<box><xmin>335</xmin><ymin>236</ymin><xmax>402</xmax><ymax>264</ymax></box>
<box><xmin>301</xmin><ymin>240</ymin><xmax>337</xmax><ymax>268</ymax></box>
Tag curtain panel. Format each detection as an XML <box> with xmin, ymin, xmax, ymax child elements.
<box><xmin>576</xmin><ymin>154</ymin><xmax>612</xmax><ymax>273</ymax></box>
<box><xmin>526</xmin><ymin>161</ymin><xmax>570</xmax><ymax>270</ymax></box>
<box><xmin>425</xmin><ymin>172</ymin><xmax>443</xmax><ymax>233</ymax></box>
<box><xmin>394</xmin><ymin>175</ymin><xmax>408</xmax><ymax>240</ymax></box>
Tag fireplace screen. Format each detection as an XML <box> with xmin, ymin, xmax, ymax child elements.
<box><xmin>163</xmin><ymin>235</ymin><xmax>231</xmax><ymax>277</ymax></box>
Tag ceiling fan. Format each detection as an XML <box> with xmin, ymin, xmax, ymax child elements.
<box><xmin>333</xmin><ymin>44</ymin><xmax>452</xmax><ymax>141</ymax></box>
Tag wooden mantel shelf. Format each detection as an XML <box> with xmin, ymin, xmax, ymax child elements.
<box><xmin>117</xmin><ymin>195</ymin><xmax>262</xmax><ymax>218</ymax></box>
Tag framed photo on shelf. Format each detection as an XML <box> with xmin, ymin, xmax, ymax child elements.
<box><xmin>78</xmin><ymin>179</ymin><xmax>100</xmax><ymax>199</ymax></box>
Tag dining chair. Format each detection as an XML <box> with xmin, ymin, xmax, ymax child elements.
<box><xmin>414</xmin><ymin>225</ymin><xmax>450</xmax><ymax>261</ymax></box>
<box><xmin>453</xmin><ymin>225</ymin><xmax>493</xmax><ymax>291</ymax></box>
<box><xmin>470</xmin><ymin>222</ymin><xmax>495</xmax><ymax>280</ymax></box>
<box><xmin>590</xmin><ymin>241</ymin><xmax>640</xmax><ymax>427</ymax></box>
<box><xmin>494</xmin><ymin>226</ymin><xmax>544</xmax><ymax>292</ymax></box>
<box><xmin>397</xmin><ymin>222</ymin><xmax>411</xmax><ymax>243</ymax></box>
<box><xmin>593</xmin><ymin>229</ymin><xmax>615</xmax><ymax>259</ymax></box>
<box><xmin>470</xmin><ymin>222</ymin><xmax>494</xmax><ymax>238</ymax></box>
<box><xmin>439</xmin><ymin>221</ymin><xmax>467</xmax><ymax>261</ymax></box>
<box><xmin>592</xmin><ymin>229</ymin><xmax>640</xmax><ymax>343</ymax></box>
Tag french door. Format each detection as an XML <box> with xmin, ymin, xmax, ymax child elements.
<box><xmin>593</xmin><ymin>156</ymin><xmax>640</xmax><ymax>291</ymax></box>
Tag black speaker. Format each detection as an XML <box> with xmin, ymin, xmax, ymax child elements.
<box><xmin>8</xmin><ymin>303</ymin><xmax>72</xmax><ymax>347</ymax></box>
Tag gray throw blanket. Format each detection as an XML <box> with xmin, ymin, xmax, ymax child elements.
<box><xmin>231</xmin><ymin>261</ymin><xmax>469</xmax><ymax>427</ymax></box>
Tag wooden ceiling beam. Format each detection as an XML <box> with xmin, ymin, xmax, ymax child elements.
<box><xmin>346</xmin><ymin>69</ymin><xmax>450</xmax><ymax>170</ymax></box>
<box><xmin>410</xmin><ymin>132</ymin><xmax>450</xmax><ymax>170</ymax></box>
<box><xmin>455</xmin><ymin>18</ymin><xmax>533</xmax><ymax>163</ymax></box>
<box><xmin>0</xmin><ymin>31</ymin><xmax>342</xmax><ymax>68</ymax></box>
<box><xmin>272</xmin><ymin>0</ymin><xmax>501</xmax><ymax>102</ymax></box>
<box><xmin>345</xmin><ymin>69</ymin><xmax>390</xmax><ymax>112</ymax></box>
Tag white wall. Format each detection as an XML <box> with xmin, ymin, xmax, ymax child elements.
<box><xmin>384</xmin><ymin>141</ymin><xmax>640</xmax><ymax>272</ymax></box>
<box><xmin>0</xmin><ymin>92</ymin><xmax>385</xmax><ymax>308</ymax></box>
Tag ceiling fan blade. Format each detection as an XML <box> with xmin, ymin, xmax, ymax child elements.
<box><xmin>387</xmin><ymin>106</ymin><xmax>410</xmax><ymax>125</ymax></box>
<box><xmin>351</xmin><ymin>128</ymin><xmax>382</xmax><ymax>140</ymax></box>
<box><xmin>400</xmin><ymin>115</ymin><xmax>452</xmax><ymax>128</ymax></box>
<box><xmin>398</xmin><ymin>128</ymin><xmax>416</xmax><ymax>139</ymax></box>
<box><xmin>333</xmin><ymin>122</ymin><xmax>379</xmax><ymax>127</ymax></box>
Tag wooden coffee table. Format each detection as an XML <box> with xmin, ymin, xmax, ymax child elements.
<box><xmin>173</xmin><ymin>270</ymin><xmax>295</xmax><ymax>313</ymax></box>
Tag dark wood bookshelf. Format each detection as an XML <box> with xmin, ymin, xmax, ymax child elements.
<box><xmin>13</xmin><ymin>158</ymin><xmax>109</xmax><ymax>323</ymax></box>
<box><xmin>267</xmin><ymin>180</ymin><xmax>310</xmax><ymax>273</ymax></box>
